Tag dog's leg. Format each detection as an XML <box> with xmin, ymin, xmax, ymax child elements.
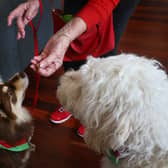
<box><xmin>20</xmin><ymin>143</ymin><xmax>35</xmax><ymax>168</ymax></box>
<box><xmin>27</xmin><ymin>126</ymin><xmax>34</xmax><ymax>143</ymax></box>
<box><xmin>21</xmin><ymin>126</ymin><xmax>35</xmax><ymax>168</ymax></box>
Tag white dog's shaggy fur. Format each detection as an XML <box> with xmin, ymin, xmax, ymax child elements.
<box><xmin>57</xmin><ymin>53</ymin><xmax>168</xmax><ymax>168</ymax></box>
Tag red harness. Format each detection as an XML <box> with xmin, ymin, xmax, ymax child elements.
<box><xmin>0</xmin><ymin>139</ymin><xmax>30</xmax><ymax>152</ymax></box>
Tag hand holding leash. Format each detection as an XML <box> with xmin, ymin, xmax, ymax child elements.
<box><xmin>30</xmin><ymin>17</ymin><xmax>87</xmax><ymax>77</ymax></box>
<box><xmin>30</xmin><ymin>33</ymin><xmax>71</xmax><ymax>76</ymax></box>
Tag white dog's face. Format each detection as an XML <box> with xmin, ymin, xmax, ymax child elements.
<box><xmin>57</xmin><ymin>54</ymin><xmax>168</xmax><ymax>166</ymax></box>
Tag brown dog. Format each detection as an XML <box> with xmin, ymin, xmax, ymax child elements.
<box><xmin>0</xmin><ymin>72</ymin><xmax>34</xmax><ymax>168</ymax></box>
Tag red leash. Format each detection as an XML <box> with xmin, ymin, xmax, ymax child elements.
<box><xmin>29</xmin><ymin>0</ymin><xmax>43</xmax><ymax>107</ymax></box>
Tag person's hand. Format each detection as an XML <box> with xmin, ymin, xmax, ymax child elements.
<box><xmin>31</xmin><ymin>16</ymin><xmax>87</xmax><ymax>77</ymax></box>
<box><xmin>8</xmin><ymin>0</ymin><xmax>40</xmax><ymax>40</ymax></box>
<box><xmin>30</xmin><ymin>34</ymin><xmax>71</xmax><ymax>77</ymax></box>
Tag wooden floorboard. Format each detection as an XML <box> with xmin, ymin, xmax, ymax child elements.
<box><xmin>24</xmin><ymin>0</ymin><xmax>168</xmax><ymax>167</ymax></box>
<box><xmin>26</xmin><ymin>119</ymin><xmax>101</xmax><ymax>168</ymax></box>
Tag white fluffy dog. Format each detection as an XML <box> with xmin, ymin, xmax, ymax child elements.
<box><xmin>57</xmin><ymin>53</ymin><xmax>168</xmax><ymax>168</ymax></box>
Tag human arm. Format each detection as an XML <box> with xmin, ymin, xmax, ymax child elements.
<box><xmin>30</xmin><ymin>16</ymin><xmax>87</xmax><ymax>76</ymax></box>
<box><xmin>30</xmin><ymin>0</ymin><xmax>120</xmax><ymax>77</ymax></box>
<box><xmin>76</xmin><ymin>0</ymin><xmax>120</xmax><ymax>29</ymax></box>
<box><xmin>7</xmin><ymin>0</ymin><xmax>40</xmax><ymax>40</ymax></box>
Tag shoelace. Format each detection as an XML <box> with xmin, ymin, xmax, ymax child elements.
<box><xmin>58</xmin><ymin>107</ymin><xmax>65</xmax><ymax>112</ymax></box>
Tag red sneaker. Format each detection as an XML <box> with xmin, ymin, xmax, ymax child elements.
<box><xmin>77</xmin><ymin>124</ymin><xmax>85</xmax><ymax>138</ymax></box>
<box><xmin>50</xmin><ymin>106</ymin><xmax>72</xmax><ymax>124</ymax></box>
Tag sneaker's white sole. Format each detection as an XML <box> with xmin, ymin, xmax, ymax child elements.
<box><xmin>77</xmin><ymin>130</ymin><xmax>84</xmax><ymax>138</ymax></box>
<box><xmin>77</xmin><ymin>132</ymin><xmax>84</xmax><ymax>138</ymax></box>
<box><xmin>50</xmin><ymin>114</ymin><xmax>72</xmax><ymax>124</ymax></box>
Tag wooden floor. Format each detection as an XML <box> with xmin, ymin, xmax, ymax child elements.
<box><xmin>24</xmin><ymin>0</ymin><xmax>168</xmax><ymax>167</ymax></box>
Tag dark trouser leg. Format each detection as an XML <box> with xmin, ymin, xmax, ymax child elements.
<box><xmin>63</xmin><ymin>0</ymin><xmax>140</xmax><ymax>70</ymax></box>
<box><xmin>63</xmin><ymin>60</ymin><xmax>86</xmax><ymax>71</ymax></box>
<box><xmin>102</xmin><ymin>0</ymin><xmax>141</xmax><ymax>57</ymax></box>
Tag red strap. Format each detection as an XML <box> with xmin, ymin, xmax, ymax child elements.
<box><xmin>0</xmin><ymin>139</ymin><xmax>27</xmax><ymax>148</ymax></box>
<box><xmin>29</xmin><ymin>0</ymin><xmax>43</xmax><ymax>107</ymax></box>
<box><xmin>36</xmin><ymin>0</ymin><xmax>43</xmax><ymax>31</ymax></box>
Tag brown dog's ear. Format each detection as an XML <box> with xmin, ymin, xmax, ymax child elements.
<box><xmin>1</xmin><ymin>98</ymin><xmax>16</xmax><ymax>120</ymax></box>
<box><xmin>0</xmin><ymin>86</ymin><xmax>16</xmax><ymax>120</ymax></box>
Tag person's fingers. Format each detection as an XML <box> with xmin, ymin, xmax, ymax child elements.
<box><xmin>31</xmin><ymin>58</ymin><xmax>41</xmax><ymax>65</ymax></box>
<box><xmin>23</xmin><ymin>17</ymin><xmax>30</xmax><ymax>25</ymax></box>
<box><xmin>38</xmin><ymin>54</ymin><xmax>55</xmax><ymax>69</ymax></box>
<box><xmin>8</xmin><ymin>10</ymin><xmax>19</xmax><ymax>26</ymax></box>
<box><xmin>8</xmin><ymin>3</ymin><xmax>26</xmax><ymax>26</ymax></box>
<box><xmin>17</xmin><ymin>17</ymin><xmax>25</xmax><ymax>39</ymax></box>
<box><xmin>30</xmin><ymin>63</ymin><xmax>41</xmax><ymax>72</ymax></box>
<box><xmin>17</xmin><ymin>32</ymin><xmax>22</xmax><ymax>40</ymax></box>
<box><xmin>38</xmin><ymin>64</ymin><xmax>57</xmax><ymax>77</ymax></box>
<box><xmin>30</xmin><ymin>63</ymin><xmax>54</xmax><ymax>76</ymax></box>
<box><xmin>30</xmin><ymin>59</ymin><xmax>39</xmax><ymax>65</ymax></box>
<box><xmin>33</xmin><ymin>55</ymin><xmax>45</xmax><ymax>61</ymax></box>
<box><xmin>30</xmin><ymin>64</ymin><xmax>37</xmax><ymax>71</ymax></box>
<box><xmin>23</xmin><ymin>0</ymin><xmax>39</xmax><ymax>24</ymax></box>
<box><xmin>30</xmin><ymin>56</ymin><xmax>43</xmax><ymax>66</ymax></box>
<box><xmin>32</xmin><ymin>55</ymin><xmax>44</xmax><ymax>62</ymax></box>
<box><xmin>23</xmin><ymin>6</ymin><xmax>35</xmax><ymax>24</ymax></box>
<box><xmin>31</xmin><ymin>67</ymin><xmax>56</xmax><ymax>76</ymax></box>
<box><xmin>30</xmin><ymin>55</ymin><xmax>46</xmax><ymax>71</ymax></box>
<box><xmin>39</xmin><ymin>59</ymin><xmax>53</xmax><ymax>69</ymax></box>
<box><xmin>30</xmin><ymin>55</ymin><xmax>63</xmax><ymax>76</ymax></box>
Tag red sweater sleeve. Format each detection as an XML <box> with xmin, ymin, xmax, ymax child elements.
<box><xmin>76</xmin><ymin>0</ymin><xmax>120</xmax><ymax>30</ymax></box>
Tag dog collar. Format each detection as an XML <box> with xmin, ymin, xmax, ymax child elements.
<box><xmin>107</xmin><ymin>149</ymin><xmax>120</xmax><ymax>165</ymax></box>
<box><xmin>0</xmin><ymin>139</ymin><xmax>30</xmax><ymax>152</ymax></box>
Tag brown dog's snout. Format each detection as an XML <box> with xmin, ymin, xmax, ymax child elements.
<box><xmin>7</xmin><ymin>72</ymin><xmax>29</xmax><ymax>91</ymax></box>
<box><xmin>19</xmin><ymin>72</ymin><xmax>26</xmax><ymax>78</ymax></box>
<box><xmin>14</xmin><ymin>72</ymin><xmax>27</xmax><ymax>81</ymax></box>
<box><xmin>8</xmin><ymin>72</ymin><xmax>27</xmax><ymax>83</ymax></box>
<box><xmin>16</xmin><ymin>72</ymin><xmax>27</xmax><ymax>80</ymax></box>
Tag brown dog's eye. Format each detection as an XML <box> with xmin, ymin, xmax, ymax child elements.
<box><xmin>7</xmin><ymin>88</ymin><xmax>17</xmax><ymax>104</ymax></box>
<box><xmin>7</xmin><ymin>88</ymin><xmax>14</xmax><ymax>97</ymax></box>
